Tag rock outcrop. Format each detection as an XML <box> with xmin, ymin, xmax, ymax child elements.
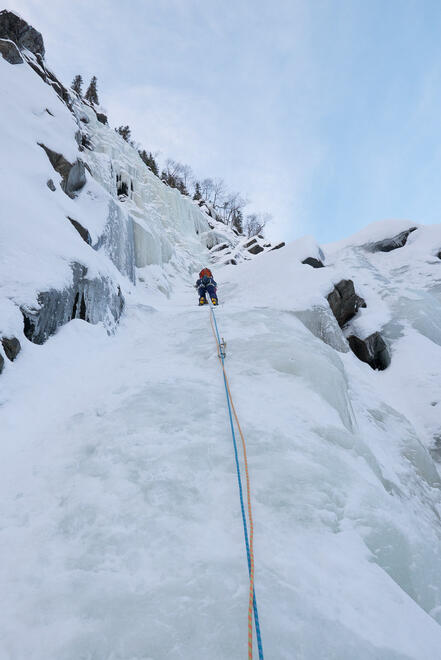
<box><xmin>327</xmin><ymin>279</ymin><xmax>366</xmax><ymax>328</ymax></box>
<box><xmin>348</xmin><ymin>332</ymin><xmax>391</xmax><ymax>371</ymax></box>
<box><xmin>0</xmin><ymin>38</ymin><xmax>23</xmax><ymax>64</ymax></box>
<box><xmin>26</xmin><ymin>53</ymin><xmax>72</xmax><ymax>108</ymax></box>
<box><xmin>1</xmin><ymin>336</ymin><xmax>21</xmax><ymax>361</ymax></box>
<box><xmin>0</xmin><ymin>10</ymin><xmax>45</xmax><ymax>57</ymax></box>
<box><xmin>95</xmin><ymin>111</ymin><xmax>108</xmax><ymax>125</ymax></box>
<box><xmin>302</xmin><ymin>257</ymin><xmax>324</xmax><ymax>268</ymax></box>
<box><xmin>0</xmin><ymin>353</ymin><xmax>4</xmax><ymax>374</ymax></box>
<box><xmin>65</xmin><ymin>160</ymin><xmax>87</xmax><ymax>196</ymax></box>
<box><xmin>0</xmin><ymin>12</ymin><xmax>72</xmax><ymax>110</ymax></box>
<box><xmin>68</xmin><ymin>217</ymin><xmax>92</xmax><ymax>245</ymax></box>
<box><xmin>244</xmin><ymin>238</ymin><xmax>264</xmax><ymax>255</ymax></box>
<box><xmin>38</xmin><ymin>144</ymin><xmax>86</xmax><ymax>198</ymax></box>
<box><xmin>248</xmin><ymin>243</ymin><xmax>264</xmax><ymax>255</ymax></box>
<box><xmin>365</xmin><ymin>227</ymin><xmax>417</xmax><ymax>253</ymax></box>
<box><xmin>21</xmin><ymin>263</ymin><xmax>124</xmax><ymax>345</ymax></box>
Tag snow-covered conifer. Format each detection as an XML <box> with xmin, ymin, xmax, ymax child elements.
<box><xmin>71</xmin><ymin>74</ymin><xmax>83</xmax><ymax>96</ymax></box>
<box><xmin>85</xmin><ymin>76</ymin><xmax>99</xmax><ymax>104</ymax></box>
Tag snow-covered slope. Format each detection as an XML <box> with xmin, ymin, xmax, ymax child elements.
<box><xmin>0</xmin><ymin>42</ymin><xmax>213</xmax><ymax>342</ymax></box>
<box><xmin>0</xmin><ymin>31</ymin><xmax>278</xmax><ymax>347</ymax></box>
<box><xmin>2</xmin><ymin>12</ymin><xmax>441</xmax><ymax>660</ymax></box>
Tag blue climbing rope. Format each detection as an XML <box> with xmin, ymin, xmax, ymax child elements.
<box><xmin>209</xmin><ymin>303</ymin><xmax>264</xmax><ymax>660</ymax></box>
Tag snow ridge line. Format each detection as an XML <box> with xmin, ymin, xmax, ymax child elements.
<box><xmin>209</xmin><ymin>304</ymin><xmax>264</xmax><ymax>660</ymax></box>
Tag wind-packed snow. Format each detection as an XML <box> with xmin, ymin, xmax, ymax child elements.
<box><xmin>2</xmin><ymin>38</ymin><xmax>441</xmax><ymax>660</ymax></box>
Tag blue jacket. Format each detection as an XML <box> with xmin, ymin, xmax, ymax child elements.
<box><xmin>196</xmin><ymin>275</ymin><xmax>217</xmax><ymax>289</ymax></box>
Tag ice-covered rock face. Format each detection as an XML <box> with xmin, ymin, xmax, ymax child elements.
<box><xmin>38</xmin><ymin>143</ymin><xmax>86</xmax><ymax>198</ymax></box>
<box><xmin>293</xmin><ymin>305</ymin><xmax>350</xmax><ymax>353</ymax></box>
<box><xmin>323</xmin><ymin>221</ymin><xmax>441</xmax><ymax>454</ymax></box>
<box><xmin>94</xmin><ymin>199</ymin><xmax>135</xmax><ymax>282</ymax></box>
<box><xmin>2</xmin><ymin>22</ymin><xmax>441</xmax><ymax>656</ymax></box>
<box><xmin>21</xmin><ymin>263</ymin><xmax>124</xmax><ymax>344</ymax></box>
<box><xmin>0</xmin><ymin>25</ymin><xmax>227</xmax><ymax>358</ymax></box>
<box><xmin>75</xmin><ymin>99</ymin><xmax>212</xmax><ymax>278</ymax></box>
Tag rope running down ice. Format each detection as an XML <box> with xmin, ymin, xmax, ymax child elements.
<box><xmin>208</xmin><ymin>302</ymin><xmax>264</xmax><ymax>660</ymax></box>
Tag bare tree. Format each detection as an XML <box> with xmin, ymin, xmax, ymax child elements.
<box><xmin>179</xmin><ymin>164</ymin><xmax>193</xmax><ymax>190</ymax></box>
<box><xmin>164</xmin><ymin>159</ymin><xmax>180</xmax><ymax>179</ymax></box>
<box><xmin>199</xmin><ymin>177</ymin><xmax>214</xmax><ymax>203</ymax></box>
<box><xmin>245</xmin><ymin>212</ymin><xmax>272</xmax><ymax>238</ymax></box>
<box><xmin>161</xmin><ymin>159</ymin><xmax>193</xmax><ymax>195</ymax></box>
<box><xmin>219</xmin><ymin>192</ymin><xmax>247</xmax><ymax>228</ymax></box>
<box><xmin>164</xmin><ymin>159</ymin><xmax>192</xmax><ymax>185</ymax></box>
<box><xmin>211</xmin><ymin>178</ymin><xmax>226</xmax><ymax>210</ymax></box>
<box><xmin>155</xmin><ymin>152</ymin><xmax>273</xmax><ymax>233</ymax></box>
<box><xmin>197</xmin><ymin>177</ymin><xmax>229</xmax><ymax>220</ymax></box>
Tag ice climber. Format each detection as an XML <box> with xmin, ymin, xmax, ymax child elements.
<box><xmin>196</xmin><ymin>268</ymin><xmax>218</xmax><ymax>306</ymax></box>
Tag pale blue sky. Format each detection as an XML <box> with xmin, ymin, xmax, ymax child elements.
<box><xmin>7</xmin><ymin>0</ymin><xmax>441</xmax><ymax>242</ymax></box>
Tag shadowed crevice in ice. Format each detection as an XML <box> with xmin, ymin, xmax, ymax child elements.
<box><xmin>21</xmin><ymin>262</ymin><xmax>124</xmax><ymax>344</ymax></box>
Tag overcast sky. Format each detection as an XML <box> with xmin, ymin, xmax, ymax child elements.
<box><xmin>7</xmin><ymin>0</ymin><xmax>441</xmax><ymax>242</ymax></box>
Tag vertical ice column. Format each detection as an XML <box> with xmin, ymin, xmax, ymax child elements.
<box><xmin>95</xmin><ymin>200</ymin><xmax>136</xmax><ymax>283</ymax></box>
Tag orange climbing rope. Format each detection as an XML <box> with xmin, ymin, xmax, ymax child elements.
<box><xmin>209</xmin><ymin>309</ymin><xmax>261</xmax><ymax>660</ymax></box>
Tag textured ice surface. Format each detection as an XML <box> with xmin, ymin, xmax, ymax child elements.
<box><xmin>80</xmin><ymin>100</ymin><xmax>210</xmax><ymax>280</ymax></box>
<box><xmin>3</xmin><ymin>48</ymin><xmax>441</xmax><ymax>660</ymax></box>
<box><xmin>95</xmin><ymin>199</ymin><xmax>135</xmax><ymax>283</ymax></box>
<box><xmin>390</xmin><ymin>290</ymin><xmax>441</xmax><ymax>347</ymax></box>
<box><xmin>294</xmin><ymin>305</ymin><xmax>350</xmax><ymax>352</ymax></box>
<box><xmin>2</xmin><ymin>290</ymin><xmax>441</xmax><ymax>659</ymax></box>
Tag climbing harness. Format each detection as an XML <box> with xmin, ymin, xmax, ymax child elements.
<box><xmin>208</xmin><ymin>301</ymin><xmax>264</xmax><ymax>660</ymax></box>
